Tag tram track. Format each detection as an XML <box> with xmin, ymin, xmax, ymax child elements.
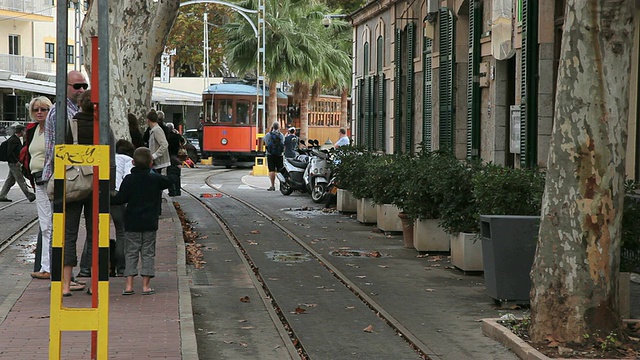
<box><xmin>0</xmin><ymin>198</ymin><xmax>39</xmax><ymax>255</ymax></box>
<box><xmin>180</xmin><ymin>173</ymin><xmax>434</xmax><ymax>359</ymax></box>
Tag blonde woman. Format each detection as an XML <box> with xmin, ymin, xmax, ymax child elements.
<box><xmin>25</xmin><ymin>96</ymin><xmax>54</xmax><ymax>280</ymax></box>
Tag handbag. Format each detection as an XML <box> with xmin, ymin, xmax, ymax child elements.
<box><xmin>46</xmin><ymin>118</ymin><xmax>93</xmax><ymax>202</ymax></box>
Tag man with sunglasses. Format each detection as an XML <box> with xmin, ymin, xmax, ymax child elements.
<box><xmin>41</xmin><ymin>70</ymin><xmax>92</xmax><ymax>283</ymax></box>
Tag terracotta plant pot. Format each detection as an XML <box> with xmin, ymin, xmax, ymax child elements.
<box><xmin>398</xmin><ymin>212</ymin><xmax>415</xmax><ymax>248</ymax></box>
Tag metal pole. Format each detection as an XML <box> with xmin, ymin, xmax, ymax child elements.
<box><xmin>204</xmin><ymin>12</ymin><xmax>209</xmax><ymax>89</ymax></box>
<box><xmin>54</xmin><ymin>0</ymin><xmax>68</xmax><ymax>147</ymax></box>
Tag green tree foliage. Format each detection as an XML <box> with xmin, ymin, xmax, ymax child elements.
<box><xmin>320</xmin><ymin>0</ymin><xmax>366</xmax><ymax>15</ymax></box>
<box><xmin>166</xmin><ymin>3</ymin><xmax>233</xmax><ymax>77</ymax></box>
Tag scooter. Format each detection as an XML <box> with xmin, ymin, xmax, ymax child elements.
<box><xmin>304</xmin><ymin>140</ymin><xmax>333</xmax><ymax>203</ymax></box>
<box><xmin>277</xmin><ymin>141</ymin><xmax>310</xmax><ymax>196</ymax></box>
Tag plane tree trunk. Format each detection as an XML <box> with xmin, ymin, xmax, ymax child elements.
<box><xmin>529</xmin><ymin>0</ymin><xmax>637</xmax><ymax>344</ymax></box>
<box><xmin>81</xmin><ymin>0</ymin><xmax>180</xmax><ymax>140</ymax></box>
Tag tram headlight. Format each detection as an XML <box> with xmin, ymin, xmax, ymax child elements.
<box><xmin>221</xmin><ymin>138</ymin><xmax>228</xmax><ymax>145</ymax></box>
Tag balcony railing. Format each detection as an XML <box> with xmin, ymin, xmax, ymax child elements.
<box><xmin>0</xmin><ymin>0</ymin><xmax>53</xmax><ymax>17</ymax></box>
<box><xmin>0</xmin><ymin>54</ymin><xmax>53</xmax><ymax>75</ymax></box>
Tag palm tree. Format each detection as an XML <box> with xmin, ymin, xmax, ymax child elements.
<box><xmin>224</xmin><ymin>0</ymin><xmax>324</xmax><ymax>131</ymax></box>
<box><xmin>285</xmin><ymin>8</ymin><xmax>351</xmax><ymax>141</ymax></box>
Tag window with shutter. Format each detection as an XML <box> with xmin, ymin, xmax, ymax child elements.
<box><xmin>439</xmin><ymin>8</ymin><xmax>455</xmax><ymax>152</ymax></box>
<box><xmin>467</xmin><ymin>0</ymin><xmax>482</xmax><ymax>159</ymax></box>
<box><xmin>405</xmin><ymin>22</ymin><xmax>415</xmax><ymax>155</ymax></box>
<box><xmin>394</xmin><ymin>28</ymin><xmax>403</xmax><ymax>154</ymax></box>
<box><xmin>423</xmin><ymin>35</ymin><xmax>433</xmax><ymax>152</ymax></box>
<box><xmin>520</xmin><ymin>0</ymin><xmax>538</xmax><ymax>167</ymax></box>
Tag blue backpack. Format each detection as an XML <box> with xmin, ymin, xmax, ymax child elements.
<box><xmin>267</xmin><ymin>131</ymin><xmax>284</xmax><ymax>155</ymax></box>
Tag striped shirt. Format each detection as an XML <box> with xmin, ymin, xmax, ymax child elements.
<box><xmin>41</xmin><ymin>98</ymin><xmax>79</xmax><ymax>182</ymax></box>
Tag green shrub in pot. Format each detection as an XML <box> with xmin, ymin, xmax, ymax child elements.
<box><xmin>472</xmin><ymin>164</ymin><xmax>546</xmax><ymax>216</ymax></box>
<box><xmin>402</xmin><ymin>150</ymin><xmax>443</xmax><ymax>221</ymax></box>
<box><xmin>369</xmin><ymin>153</ymin><xmax>413</xmax><ymax>207</ymax></box>
<box><xmin>433</xmin><ymin>156</ymin><xmax>483</xmax><ymax>234</ymax></box>
<box><xmin>332</xmin><ymin>146</ymin><xmax>376</xmax><ymax>199</ymax></box>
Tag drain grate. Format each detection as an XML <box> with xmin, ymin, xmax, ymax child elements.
<box><xmin>329</xmin><ymin>250</ymin><xmax>386</xmax><ymax>258</ymax></box>
<box><xmin>265</xmin><ymin>250</ymin><xmax>312</xmax><ymax>263</ymax></box>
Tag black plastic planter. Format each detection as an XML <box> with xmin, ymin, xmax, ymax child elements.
<box><xmin>479</xmin><ymin>215</ymin><xmax>540</xmax><ymax>303</ymax></box>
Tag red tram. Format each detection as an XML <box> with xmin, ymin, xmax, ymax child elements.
<box><xmin>201</xmin><ymin>83</ymin><xmax>287</xmax><ymax>167</ymax></box>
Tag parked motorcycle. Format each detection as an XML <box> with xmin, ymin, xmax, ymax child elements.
<box><xmin>277</xmin><ymin>142</ymin><xmax>310</xmax><ymax>196</ymax></box>
<box><xmin>304</xmin><ymin>140</ymin><xmax>333</xmax><ymax>203</ymax></box>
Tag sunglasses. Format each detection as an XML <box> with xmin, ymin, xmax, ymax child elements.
<box><xmin>69</xmin><ymin>83</ymin><xmax>88</xmax><ymax>90</ymax></box>
<box><xmin>32</xmin><ymin>107</ymin><xmax>50</xmax><ymax>113</ymax></box>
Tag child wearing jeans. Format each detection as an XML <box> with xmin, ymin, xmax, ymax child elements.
<box><xmin>111</xmin><ymin>147</ymin><xmax>172</xmax><ymax>295</ymax></box>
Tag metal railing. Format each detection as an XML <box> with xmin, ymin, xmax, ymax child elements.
<box><xmin>0</xmin><ymin>54</ymin><xmax>53</xmax><ymax>75</ymax></box>
<box><xmin>0</xmin><ymin>0</ymin><xmax>53</xmax><ymax>16</ymax></box>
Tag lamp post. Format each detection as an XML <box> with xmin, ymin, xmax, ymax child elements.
<box><xmin>321</xmin><ymin>14</ymin><xmax>348</xmax><ymax>27</ymax></box>
<box><xmin>180</xmin><ymin>0</ymin><xmax>266</xmax><ymax>133</ymax></box>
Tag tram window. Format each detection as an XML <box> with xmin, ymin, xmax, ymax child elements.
<box><xmin>219</xmin><ymin>100</ymin><xmax>233</xmax><ymax>123</ymax></box>
<box><xmin>236</xmin><ymin>101</ymin><xmax>250</xmax><ymax>124</ymax></box>
<box><xmin>204</xmin><ymin>100</ymin><xmax>215</xmax><ymax>123</ymax></box>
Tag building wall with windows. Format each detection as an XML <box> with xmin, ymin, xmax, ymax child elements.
<box><xmin>350</xmin><ymin>0</ymin><xmax>588</xmax><ymax>171</ymax></box>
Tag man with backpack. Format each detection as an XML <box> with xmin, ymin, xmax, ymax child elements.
<box><xmin>0</xmin><ymin>124</ymin><xmax>35</xmax><ymax>202</ymax></box>
<box><xmin>264</xmin><ymin>121</ymin><xmax>285</xmax><ymax>191</ymax></box>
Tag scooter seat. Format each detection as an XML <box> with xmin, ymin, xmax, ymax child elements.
<box><xmin>289</xmin><ymin>158</ymin><xmax>308</xmax><ymax>169</ymax></box>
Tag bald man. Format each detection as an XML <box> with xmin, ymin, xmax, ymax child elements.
<box><xmin>42</xmin><ymin>70</ymin><xmax>89</xmax><ymax>294</ymax></box>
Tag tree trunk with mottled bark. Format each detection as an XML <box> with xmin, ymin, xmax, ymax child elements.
<box><xmin>340</xmin><ymin>87</ymin><xmax>349</xmax><ymax>130</ymax></box>
<box><xmin>529</xmin><ymin>0</ymin><xmax>637</xmax><ymax>344</ymax></box>
<box><xmin>268</xmin><ymin>78</ymin><xmax>278</xmax><ymax>132</ymax></box>
<box><xmin>81</xmin><ymin>0</ymin><xmax>180</xmax><ymax>140</ymax></box>
<box><xmin>298</xmin><ymin>83</ymin><xmax>310</xmax><ymax>141</ymax></box>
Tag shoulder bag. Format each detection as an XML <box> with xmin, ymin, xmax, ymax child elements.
<box><xmin>46</xmin><ymin>118</ymin><xmax>93</xmax><ymax>202</ymax></box>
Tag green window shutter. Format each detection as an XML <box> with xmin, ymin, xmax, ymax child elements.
<box><xmin>467</xmin><ymin>0</ymin><xmax>482</xmax><ymax>159</ymax></box>
<box><xmin>364</xmin><ymin>42</ymin><xmax>370</xmax><ymax>77</ymax></box>
<box><xmin>378</xmin><ymin>74</ymin><xmax>386</xmax><ymax>151</ymax></box>
<box><xmin>377</xmin><ymin>36</ymin><xmax>384</xmax><ymax>73</ymax></box>
<box><xmin>367</xmin><ymin>76</ymin><xmax>375</xmax><ymax>148</ymax></box>
<box><xmin>394</xmin><ymin>28</ymin><xmax>402</xmax><ymax>154</ymax></box>
<box><xmin>520</xmin><ymin>0</ymin><xmax>538</xmax><ymax>168</ymax></box>
<box><xmin>439</xmin><ymin>8</ymin><xmax>455</xmax><ymax>152</ymax></box>
<box><xmin>423</xmin><ymin>37</ymin><xmax>433</xmax><ymax>152</ymax></box>
<box><xmin>364</xmin><ymin>76</ymin><xmax>370</xmax><ymax>149</ymax></box>
<box><xmin>357</xmin><ymin>79</ymin><xmax>365</xmax><ymax>145</ymax></box>
<box><xmin>406</xmin><ymin>22</ymin><xmax>415</xmax><ymax>155</ymax></box>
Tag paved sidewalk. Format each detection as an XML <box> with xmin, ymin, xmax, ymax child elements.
<box><xmin>0</xmin><ymin>197</ymin><xmax>197</xmax><ymax>360</ymax></box>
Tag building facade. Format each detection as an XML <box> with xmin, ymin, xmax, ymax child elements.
<box><xmin>351</xmin><ymin>0</ymin><xmax>640</xmax><ymax>179</ymax></box>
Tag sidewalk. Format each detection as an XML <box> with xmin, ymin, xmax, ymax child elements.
<box><xmin>0</xmin><ymin>196</ymin><xmax>196</xmax><ymax>360</ymax></box>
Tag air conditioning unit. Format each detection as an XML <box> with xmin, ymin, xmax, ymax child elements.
<box><xmin>426</xmin><ymin>0</ymin><xmax>439</xmax><ymax>14</ymax></box>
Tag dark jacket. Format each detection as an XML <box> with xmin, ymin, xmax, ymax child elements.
<box><xmin>21</xmin><ymin>122</ymin><xmax>39</xmax><ymax>185</ymax></box>
<box><xmin>6</xmin><ymin>133</ymin><xmax>22</xmax><ymax>164</ymax></box>
<box><xmin>111</xmin><ymin>167</ymin><xmax>172</xmax><ymax>232</ymax></box>
<box><xmin>167</xmin><ymin>131</ymin><xmax>182</xmax><ymax>157</ymax></box>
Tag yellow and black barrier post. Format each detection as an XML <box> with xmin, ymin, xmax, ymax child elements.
<box><xmin>49</xmin><ymin>144</ymin><xmax>111</xmax><ymax>359</ymax></box>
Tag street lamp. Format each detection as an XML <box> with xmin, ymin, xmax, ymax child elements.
<box><xmin>321</xmin><ymin>14</ymin><xmax>348</xmax><ymax>28</ymax></box>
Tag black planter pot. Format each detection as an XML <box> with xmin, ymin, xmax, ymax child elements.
<box><xmin>479</xmin><ymin>215</ymin><xmax>540</xmax><ymax>303</ymax></box>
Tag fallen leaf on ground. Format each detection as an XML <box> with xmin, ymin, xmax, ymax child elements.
<box><xmin>292</xmin><ymin>306</ymin><xmax>306</xmax><ymax>314</ymax></box>
<box><xmin>250</xmin><ymin>230</ymin><xmax>260</xmax><ymax>234</ymax></box>
<box><xmin>346</xmin><ymin>306</ymin><xmax>355</xmax><ymax>310</ymax></box>
<box><xmin>240</xmin><ymin>296</ymin><xmax>250</xmax><ymax>303</ymax></box>
<box><xmin>363</xmin><ymin>325</ymin><xmax>374</xmax><ymax>333</ymax></box>
<box><xmin>416</xmin><ymin>254</ymin><xmax>429</xmax><ymax>258</ymax></box>
<box><xmin>356</xmin><ymin>275</ymin><xmax>367</xmax><ymax>279</ymax></box>
<box><xmin>425</xmin><ymin>288</ymin><xmax>435</xmax><ymax>292</ymax></box>
<box><xmin>378</xmin><ymin>265</ymin><xmax>389</xmax><ymax>268</ymax></box>
<box><xmin>223</xmin><ymin>340</ymin><xmax>234</xmax><ymax>344</ymax></box>
<box><xmin>241</xmin><ymin>326</ymin><xmax>255</xmax><ymax>330</ymax></box>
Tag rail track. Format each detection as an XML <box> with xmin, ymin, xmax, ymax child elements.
<box><xmin>0</xmin><ymin>198</ymin><xmax>39</xmax><ymax>255</ymax></box>
<box><xmin>180</xmin><ymin>173</ymin><xmax>432</xmax><ymax>360</ymax></box>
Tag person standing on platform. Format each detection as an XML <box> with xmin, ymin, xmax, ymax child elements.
<box><xmin>23</xmin><ymin>97</ymin><xmax>53</xmax><ymax>279</ymax></box>
<box><xmin>111</xmin><ymin>147</ymin><xmax>172</xmax><ymax>295</ymax></box>
<box><xmin>0</xmin><ymin>124</ymin><xmax>35</xmax><ymax>202</ymax></box>
<box><xmin>264</xmin><ymin>121</ymin><xmax>285</xmax><ymax>191</ymax></box>
<box><xmin>42</xmin><ymin>70</ymin><xmax>89</xmax><ymax>292</ymax></box>
<box><xmin>284</xmin><ymin>126</ymin><xmax>298</xmax><ymax>159</ymax></box>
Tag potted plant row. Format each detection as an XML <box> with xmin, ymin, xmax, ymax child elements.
<box><xmin>332</xmin><ymin>146</ymin><xmax>377</xmax><ymax>223</ymax></box>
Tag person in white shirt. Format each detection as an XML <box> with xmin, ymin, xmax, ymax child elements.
<box><xmin>334</xmin><ymin>128</ymin><xmax>350</xmax><ymax>148</ymax></box>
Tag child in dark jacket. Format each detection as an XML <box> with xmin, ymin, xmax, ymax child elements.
<box><xmin>111</xmin><ymin>147</ymin><xmax>172</xmax><ymax>295</ymax></box>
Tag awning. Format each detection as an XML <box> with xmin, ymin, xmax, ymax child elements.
<box><xmin>0</xmin><ymin>75</ymin><xmax>202</xmax><ymax>106</ymax></box>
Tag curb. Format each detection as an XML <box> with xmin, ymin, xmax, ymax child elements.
<box><xmin>166</xmin><ymin>195</ymin><xmax>199</xmax><ymax>360</ymax></box>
